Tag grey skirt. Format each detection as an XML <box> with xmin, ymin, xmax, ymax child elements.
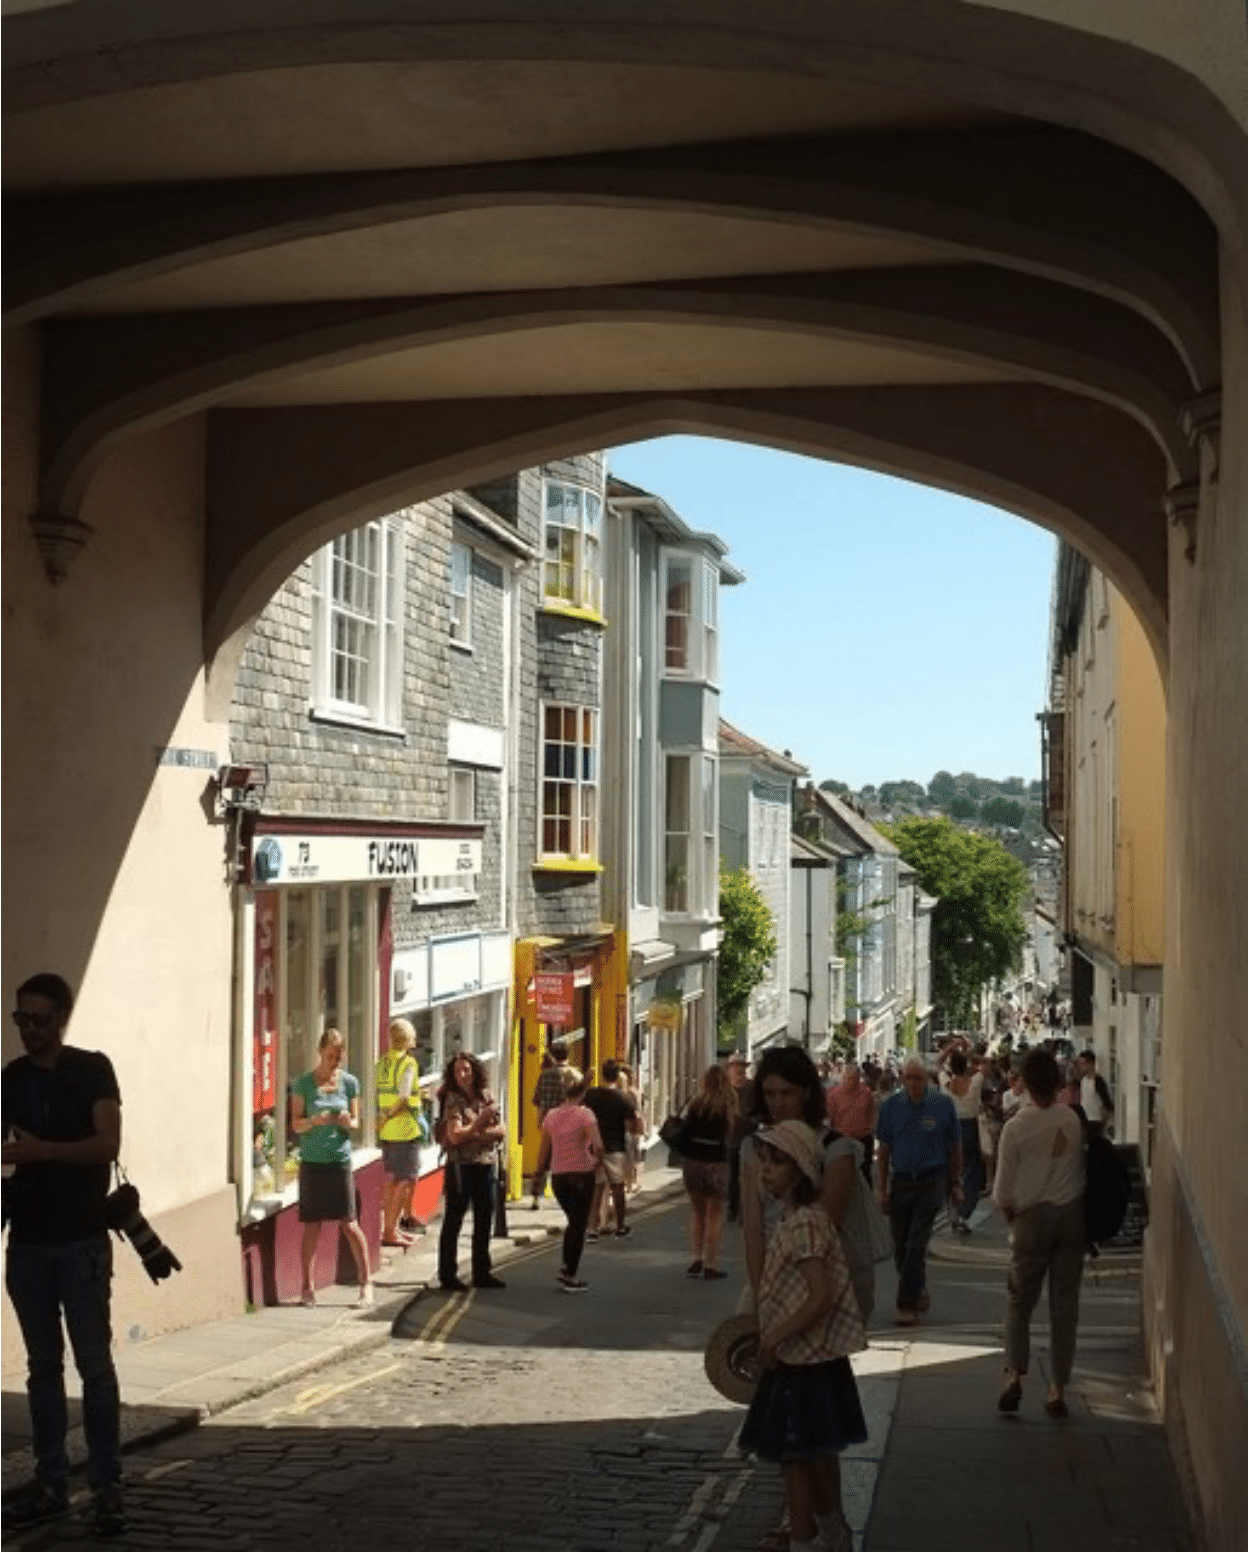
<box><xmin>297</xmin><ymin>1160</ymin><xmax>356</xmax><ymax>1222</ymax></box>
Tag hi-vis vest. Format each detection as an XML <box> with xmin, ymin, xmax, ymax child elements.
<box><xmin>376</xmin><ymin>1050</ymin><xmax>421</xmax><ymax>1143</ymax></box>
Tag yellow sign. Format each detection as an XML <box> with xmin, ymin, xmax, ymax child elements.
<box><xmin>648</xmin><ymin>999</ymin><xmax>682</xmax><ymax>1032</ymax></box>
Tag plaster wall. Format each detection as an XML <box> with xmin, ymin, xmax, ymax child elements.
<box><xmin>1114</xmin><ymin>595</ymin><xmax>1166</xmax><ymax>968</ymax></box>
<box><xmin>2</xmin><ymin>338</ymin><xmax>242</xmax><ymax>1337</ymax></box>
<box><xmin>1146</xmin><ymin>252</ymin><xmax>1248</xmax><ymax>1552</ymax></box>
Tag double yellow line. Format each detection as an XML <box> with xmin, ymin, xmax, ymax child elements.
<box><xmin>279</xmin><ymin>1288</ymin><xmax>476</xmax><ymax>1415</ymax></box>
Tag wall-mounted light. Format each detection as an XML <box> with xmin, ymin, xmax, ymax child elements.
<box><xmin>217</xmin><ymin>762</ymin><xmax>269</xmax><ymax>813</ymax></box>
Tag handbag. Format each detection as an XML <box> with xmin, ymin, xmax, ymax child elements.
<box><xmin>659</xmin><ymin>1113</ymin><xmax>688</xmax><ymax>1152</ymax></box>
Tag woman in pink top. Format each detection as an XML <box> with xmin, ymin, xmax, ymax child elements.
<box><xmin>535</xmin><ymin>1075</ymin><xmax>603</xmax><ymax>1292</ymax></box>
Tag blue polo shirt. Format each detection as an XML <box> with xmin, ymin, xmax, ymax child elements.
<box><xmin>876</xmin><ymin>1085</ymin><xmax>959</xmax><ymax>1176</ymax></box>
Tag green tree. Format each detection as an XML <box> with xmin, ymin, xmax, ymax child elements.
<box><xmin>948</xmin><ymin>793</ymin><xmax>979</xmax><ymax>820</ymax></box>
<box><xmin>981</xmin><ymin>795</ymin><xmax>1025</xmax><ymax>827</ymax></box>
<box><xmin>717</xmin><ymin>865</ymin><xmax>778</xmax><ymax>1044</ymax></box>
<box><xmin>880</xmin><ymin>815</ymin><xmax>1028</xmax><ymax>1029</ymax></box>
<box><xmin>819</xmin><ymin>778</ymin><xmax>851</xmax><ymax>797</ymax></box>
<box><xmin>928</xmin><ymin>770</ymin><xmax>957</xmax><ymax>804</ymax></box>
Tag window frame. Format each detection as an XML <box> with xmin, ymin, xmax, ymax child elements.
<box><xmin>663</xmin><ymin>750</ymin><xmax>719</xmax><ymax>916</ymax></box>
<box><xmin>449</xmin><ymin>540</ymin><xmax>473</xmax><ymax>650</ymax></box>
<box><xmin>660</xmin><ymin>548</ymin><xmax>720</xmax><ymax>687</ymax></box>
<box><xmin>542</xmin><ymin>479</ymin><xmax>604</xmax><ymax>616</ymax></box>
<box><xmin>539</xmin><ymin>701</ymin><xmax>600</xmax><ymax>863</ymax></box>
<box><xmin>310</xmin><ymin>519</ymin><xmax>405</xmax><ymax>731</ymax></box>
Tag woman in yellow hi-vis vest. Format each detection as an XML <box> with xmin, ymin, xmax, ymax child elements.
<box><xmin>376</xmin><ymin>1018</ymin><xmax>425</xmax><ymax>1246</ymax></box>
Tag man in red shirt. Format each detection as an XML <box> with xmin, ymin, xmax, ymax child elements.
<box><xmin>826</xmin><ymin>1062</ymin><xmax>878</xmax><ymax>1184</ymax></box>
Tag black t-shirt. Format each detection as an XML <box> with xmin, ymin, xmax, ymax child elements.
<box><xmin>2</xmin><ymin>1047</ymin><xmax>120</xmax><ymax>1243</ymax></box>
<box><xmin>585</xmin><ymin>1086</ymin><xmax>636</xmax><ymax>1155</ymax></box>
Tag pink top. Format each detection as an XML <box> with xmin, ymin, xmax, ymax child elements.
<box><xmin>542</xmin><ymin>1103</ymin><xmax>600</xmax><ymax>1174</ymax></box>
<box><xmin>826</xmin><ymin>1082</ymin><xmax>877</xmax><ymax>1139</ymax></box>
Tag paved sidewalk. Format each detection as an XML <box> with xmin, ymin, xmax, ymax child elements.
<box><xmin>0</xmin><ymin>1164</ymin><xmax>689</xmax><ymax>1496</ymax></box>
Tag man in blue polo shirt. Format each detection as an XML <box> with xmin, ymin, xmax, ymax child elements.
<box><xmin>876</xmin><ymin>1055</ymin><xmax>963</xmax><ymax>1325</ymax></box>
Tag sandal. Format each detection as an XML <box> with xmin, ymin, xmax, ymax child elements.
<box><xmin>998</xmin><ymin>1376</ymin><xmax>1023</xmax><ymax>1413</ymax></box>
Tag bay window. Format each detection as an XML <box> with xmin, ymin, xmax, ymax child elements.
<box><xmin>543</xmin><ymin>480</ymin><xmax>604</xmax><ymax>614</ymax></box>
<box><xmin>664</xmin><ymin>751</ymin><xmax>719</xmax><ymax>915</ymax></box>
<box><xmin>662</xmin><ymin>551</ymin><xmax>720</xmax><ymax>684</ymax></box>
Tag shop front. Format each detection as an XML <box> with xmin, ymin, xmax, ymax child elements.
<box><xmin>630</xmin><ymin>961</ymin><xmax>712</xmax><ymax>1139</ymax></box>
<box><xmin>234</xmin><ymin>817</ymin><xmax>482</xmax><ymax>1305</ymax></box>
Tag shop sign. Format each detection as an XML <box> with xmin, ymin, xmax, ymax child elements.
<box><xmin>252</xmin><ymin>831</ymin><xmax>481</xmax><ymax>885</ymax></box>
<box><xmin>253</xmin><ymin>891</ymin><xmax>278</xmax><ymax>1112</ymax></box>
<box><xmin>534</xmin><ymin>971</ymin><xmax>575</xmax><ymax>1025</ymax></box>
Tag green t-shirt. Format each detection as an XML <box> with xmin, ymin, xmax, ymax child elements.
<box><xmin>293</xmin><ymin>1068</ymin><xmax>360</xmax><ymax>1165</ymax></box>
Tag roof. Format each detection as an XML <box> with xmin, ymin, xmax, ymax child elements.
<box><xmin>718</xmin><ymin>718</ymin><xmax>808</xmax><ymax>777</ymax></box>
<box><xmin>806</xmin><ymin>784</ymin><xmax>899</xmax><ymax>856</ymax></box>
<box><xmin>607</xmin><ymin>475</ymin><xmax>744</xmax><ymax>585</ymax></box>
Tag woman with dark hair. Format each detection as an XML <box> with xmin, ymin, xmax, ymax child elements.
<box><xmin>994</xmin><ymin>1047</ymin><xmax>1086</xmax><ymax>1418</ymax></box>
<box><xmin>436</xmin><ymin>1052</ymin><xmax>506</xmax><ymax>1293</ymax></box>
<box><xmin>742</xmin><ymin>1046</ymin><xmax>875</xmax><ymax>1323</ymax></box>
<box><xmin>678</xmin><ymin>1065</ymin><xmax>738</xmax><ymax>1279</ymax></box>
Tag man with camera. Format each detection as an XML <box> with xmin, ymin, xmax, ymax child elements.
<box><xmin>2</xmin><ymin>972</ymin><xmax>125</xmax><ymax>1536</ymax></box>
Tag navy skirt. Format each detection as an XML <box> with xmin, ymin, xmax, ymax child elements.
<box><xmin>739</xmin><ymin>1357</ymin><xmax>868</xmax><ymax>1464</ymax></box>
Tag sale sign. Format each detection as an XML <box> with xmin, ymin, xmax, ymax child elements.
<box><xmin>534</xmin><ymin>971</ymin><xmax>575</xmax><ymax>1026</ymax></box>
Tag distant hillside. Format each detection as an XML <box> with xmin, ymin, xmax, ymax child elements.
<box><xmin>817</xmin><ymin>770</ymin><xmax>1046</xmax><ymax>840</ymax></box>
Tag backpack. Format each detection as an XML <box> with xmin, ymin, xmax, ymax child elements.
<box><xmin>1083</xmin><ymin>1131</ymin><xmax>1130</xmax><ymax>1251</ymax></box>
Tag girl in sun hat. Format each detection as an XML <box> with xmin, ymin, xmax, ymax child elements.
<box><xmin>739</xmin><ymin>1119</ymin><xmax>867</xmax><ymax>1553</ymax></box>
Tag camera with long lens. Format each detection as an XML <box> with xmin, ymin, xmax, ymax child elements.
<box><xmin>103</xmin><ymin>1181</ymin><xmax>182</xmax><ymax>1284</ymax></box>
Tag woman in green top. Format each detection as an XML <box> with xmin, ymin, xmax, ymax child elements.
<box><xmin>291</xmin><ymin>1028</ymin><xmax>372</xmax><ymax>1308</ymax></box>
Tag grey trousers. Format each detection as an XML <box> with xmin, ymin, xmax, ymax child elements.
<box><xmin>1003</xmin><ymin>1197</ymin><xmax>1085</xmax><ymax>1385</ymax></box>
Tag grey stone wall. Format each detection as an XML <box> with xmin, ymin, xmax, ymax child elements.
<box><xmin>231</xmin><ymin>454</ymin><xmax>608</xmax><ymax>953</ymax></box>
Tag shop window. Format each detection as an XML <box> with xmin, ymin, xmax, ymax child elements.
<box><xmin>250</xmin><ymin>883</ymin><xmax>379</xmax><ymax>1209</ymax></box>
<box><xmin>310</xmin><ymin>519</ymin><xmax>404</xmax><ymax>730</ymax></box>
<box><xmin>543</xmin><ymin>480</ymin><xmax>603</xmax><ymax>614</ymax></box>
<box><xmin>541</xmin><ymin>703</ymin><xmax>599</xmax><ymax>861</ymax></box>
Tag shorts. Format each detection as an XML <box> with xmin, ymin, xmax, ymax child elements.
<box><xmin>381</xmin><ymin>1140</ymin><xmax>421</xmax><ymax>1181</ymax></box>
<box><xmin>297</xmin><ymin>1160</ymin><xmax>357</xmax><ymax>1223</ymax></box>
<box><xmin>596</xmin><ymin>1151</ymin><xmax>627</xmax><ymax>1186</ymax></box>
<box><xmin>683</xmin><ymin>1159</ymin><xmax>728</xmax><ymax>1201</ymax></box>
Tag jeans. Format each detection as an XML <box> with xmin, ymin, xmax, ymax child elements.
<box><xmin>551</xmin><ymin>1171</ymin><xmax>596</xmax><ymax>1278</ymax></box>
<box><xmin>1004</xmin><ymin>1197</ymin><xmax>1085</xmax><ymax>1385</ymax></box>
<box><xmin>5</xmin><ymin>1235</ymin><xmax>120</xmax><ymax>1494</ymax></box>
<box><xmin>889</xmin><ymin>1173</ymin><xmax>946</xmax><ymax>1309</ymax></box>
<box><xmin>438</xmin><ymin>1161</ymin><xmax>496</xmax><ymax>1284</ymax></box>
<box><xmin>958</xmin><ymin>1119</ymin><xmax>983</xmax><ymax>1221</ymax></box>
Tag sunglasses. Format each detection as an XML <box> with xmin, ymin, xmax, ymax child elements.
<box><xmin>11</xmin><ymin>1011</ymin><xmax>61</xmax><ymax>1032</ymax></box>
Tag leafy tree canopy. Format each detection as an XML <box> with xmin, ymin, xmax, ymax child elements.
<box><xmin>981</xmin><ymin>795</ymin><xmax>1025</xmax><ymax>827</ymax></box>
<box><xmin>928</xmin><ymin>770</ymin><xmax>957</xmax><ymax>802</ymax></box>
<box><xmin>819</xmin><ymin>778</ymin><xmax>851</xmax><ymax>797</ymax></box>
<box><xmin>717</xmin><ymin>864</ymin><xmax>778</xmax><ymax>1039</ymax></box>
<box><xmin>948</xmin><ymin>793</ymin><xmax>979</xmax><ymax>819</ymax></box>
<box><xmin>880</xmin><ymin>815</ymin><xmax>1029</xmax><ymax>1029</ymax></box>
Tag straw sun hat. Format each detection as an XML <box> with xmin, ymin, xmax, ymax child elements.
<box><xmin>704</xmin><ymin>1313</ymin><xmax>762</xmax><ymax>1405</ymax></box>
<box><xmin>754</xmin><ymin>1118</ymin><xmax>823</xmax><ymax>1185</ymax></box>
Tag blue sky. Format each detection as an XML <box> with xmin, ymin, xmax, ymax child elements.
<box><xmin>607</xmin><ymin>436</ymin><xmax>1055</xmax><ymax>792</ymax></box>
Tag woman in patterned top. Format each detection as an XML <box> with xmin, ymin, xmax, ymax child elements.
<box><xmin>739</xmin><ymin>1120</ymin><xmax>868</xmax><ymax>1553</ymax></box>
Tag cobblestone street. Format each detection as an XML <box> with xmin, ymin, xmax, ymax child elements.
<box><xmin>2</xmin><ymin>1193</ymin><xmax>1191</xmax><ymax>1552</ymax></box>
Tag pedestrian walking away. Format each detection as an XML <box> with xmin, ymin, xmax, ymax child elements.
<box><xmin>436</xmin><ymin>1053</ymin><xmax>507</xmax><ymax>1291</ymax></box>
<box><xmin>875</xmin><ymin>1056</ymin><xmax>962</xmax><ymax>1325</ymax></box>
<box><xmin>528</xmin><ymin>1039</ymin><xmax>581</xmax><ymax>1209</ymax></box>
<box><xmin>585</xmin><ymin>1059</ymin><xmax>639</xmax><ymax>1237</ymax></box>
<box><xmin>738</xmin><ymin>1119</ymin><xmax>867</xmax><ymax>1553</ymax></box>
<box><xmin>2</xmin><ymin>972</ymin><xmax>127</xmax><ymax>1537</ymax></box>
<box><xmin>292</xmin><ymin>1028</ymin><xmax>374</xmax><ymax>1310</ymax></box>
<box><xmin>677</xmin><ymin>1065</ymin><xmax>737</xmax><ymax>1279</ymax></box>
<box><xmin>994</xmin><ymin>1047</ymin><xmax>1087</xmax><ymax>1418</ymax></box>
<box><xmin>939</xmin><ymin>1041</ymin><xmax>985</xmax><ymax>1233</ymax></box>
<box><xmin>536</xmin><ymin>1074</ymin><xmax>603</xmax><ymax>1291</ymax></box>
